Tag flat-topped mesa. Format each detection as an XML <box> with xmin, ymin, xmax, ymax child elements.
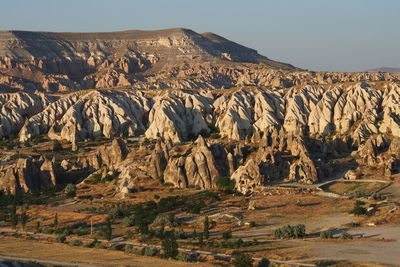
<box><xmin>0</xmin><ymin>28</ymin><xmax>301</xmax><ymax>92</ymax></box>
<box><xmin>0</xmin><ymin>28</ymin><xmax>286</xmax><ymax>64</ymax></box>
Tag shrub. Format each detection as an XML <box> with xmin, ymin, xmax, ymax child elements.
<box><xmin>320</xmin><ymin>230</ymin><xmax>333</xmax><ymax>239</ymax></box>
<box><xmin>249</xmin><ymin>221</ymin><xmax>257</xmax><ymax>227</ymax></box>
<box><xmin>94</xmin><ymin>242</ymin><xmax>105</xmax><ymax>249</ymax></box>
<box><xmin>186</xmin><ymin>200</ymin><xmax>205</xmax><ymax>214</ymax></box>
<box><xmin>108</xmin><ymin>245</ymin><xmax>118</xmax><ymax>251</ymax></box>
<box><xmin>232</xmin><ymin>253</ymin><xmax>254</xmax><ymax>267</ymax></box>
<box><xmin>124</xmin><ymin>230</ymin><xmax>135</xmax><ymax>239</ymax></box>
<box><xmin>56</xmin><ymin>235</ymin><xmax>67</xmax><ymax>243</ymax></box>
<box><xmin>143</xmin><ymin>138</ymin><xmax>150</xmax><ymax>145</ymax></box>
<box><xmin>122</xmin><ymin>216</ymin><xmax>135</xmax><ymax>227</ymax></box>
<box><xmin>162</xmin><ymin>233</ymin><xmax>178</xmax><ymax>259</ymax></box>
<box><xmin>274</xmin><ymin>224</ymin><xmax>306</xmax><ymax>238</ymax></box>
<box><xmin>152</xmin><ymin>215</ymin><xmax>174</xmax><ymax>227</ymax></box>
<box><xmin>64</xmin><ymin>184</ymin><xmax>76</xmax><ymax>198</ymax></box>
<box><xmin>210</xmin><ymin>133</ymin><xmax>221</xmax><ymax>139</ymax></box>
<box><xmin>143</xmin><ymin>247</ymin><xmax>159</xmax><ymax>257</ymax></box>
<box><xmin>340</xmin><ymin>232</ymin><xmax>353</xmax><ymax>239</ymax></box>
<box><xmin>203</xmin><ymin>216</ymin><xmax>210</xmax><ymax>239</ymax></box>
<box><xmin>222</xmin><ymin>230</ymin><xmax>233</xmax><ymax>239</ymax></box>
<box><xmin>124</xmin><ymin>244</ymin><xmax>133</xmax><ymax>253</ymax></box>
<box><xmin>175</xmin><ymin>229</ymin><xmax>186</xmax><ymax>239</ymax></box>
<box><xmin>70</xmin><ymin>239</ymin><xmax>83</xmax><ymax>246</ymax></box>
<box><xmin>52</xmin><ymin>140</ymin><xmax>63</xmax><ymax>152</ymax></box>
<box><xmin>216</xmin><ymin>176</ymin><xmax>235</xmax><ymax>194</ymax></box>
<box><xmin>257</xmin><ymin>258</ymin><xmax>271</xmax><ymax>267</ymax></box>
<box><xmin>86</xmin><ymin>238</ymin><xmax>98</xmax><ymax>248</ymax></box>
<box><xmin>133</xmin><ymin>247</ymin><xmax>144</xmax><ymax>255</ymax></box>
<box><xmin>176</xmin><ymin>251</ymin><xmax>192</xmax><ymax>262</ymax></box>
<box><xmin>108</xmin><ymin>207</ymin><xmax>124</xmax><ymax>219</ymax></box>
<box><xmin>349</xmin><ymin>200</ymin><xmax>368</xmax><ymax>215</ymax></box>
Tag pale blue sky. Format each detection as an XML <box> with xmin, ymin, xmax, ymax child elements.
<box><xmin>0</xmin><ymin>0</ymin><xmax>399</xmax><ymax>72</ymax></box>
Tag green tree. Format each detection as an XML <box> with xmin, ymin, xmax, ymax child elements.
<box><xmin>320</xmin><ymin>230</ymin><xmax>333</xmax><ymax>239</ymax></box>
<box><xmin>162</xmin><ymin>231</ymin><xmax>178</xmax><ymax>259</ymax></box>
<box><xmin>203</xmin><ymin>216</ymin><xmax>210</xmax><ymax>239</ymax></box>
<box><xmin>216</xmin><ymin>176</ymin><xmax>235</xmax><ymax>193</ymax></box>
<box><xmin>192</xmin><ymin>228</ymin><xmax>197</xmax><ymax>240</ymax></box>
<box><xmin>20</xmin><ymin>209</ymin><xmax>28</xmax><ymax>231</ymax></box>
<box><xmin>349</xmin><ymin>200</ymin><xmax>368</xmax><ymax>215</ymax></box>
<box><xmin>257</xmin><ymin>257</ymin><xmax>270</xmax><ymax>267</ymax></box>
<box><xmin>10</xmin><ymin>198</ymin><xmax>18</xmax><ymax>229</ymax></box>
<box><xmin>35</xmin><ymin>221</ymin><xmax>41</xmax><ymax>233</ymax></box>
<box><xmin>52</xmin><ymin>140</ymin><xmax>63</xmax><ymax>152</ymax></box>
<box><xmin>103</xmin><ymin>218</ymin><xmax>113</xmax><ymax>240</ymax></box>
<box><xmin>64</xmin><ymin>184</ymin><xmax>76</xmax><ymax>198</ymax></box>
<box><xmin>222</xmin><ymin>230</ymin><xmax>232</xmax><ymax>239</ymax></box>
<box><xmin>54</xmin><ymin>213</ymin><xmax>58</xmax><ymax>229</ymax></box>
<box><xmin>232</xmin><ymin>253</ymin><xmax>254</xmax><ymax>267</ymax></box>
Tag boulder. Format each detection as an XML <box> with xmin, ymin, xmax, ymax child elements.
<box><xmin>230</xmin><ymin>159</ymin><xmax>263</xmax><ymax>195</ymax></box>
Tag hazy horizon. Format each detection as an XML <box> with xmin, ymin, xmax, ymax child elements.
<box><xmin>0</xmin><ymin>0</ymin><xmax>399</xmax><ymax>72</ymax></box>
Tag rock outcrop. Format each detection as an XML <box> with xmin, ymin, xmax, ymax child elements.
<box><xmin>0</xmin><ymin>157</ymin><xmax>58</xmax><ymax>194</ymax></box>
<box><xmin>18</xmin><ymin>90</ymin><xmax>151</xmax><ymax>142</ymax></box>
<box><xmin>145</xmin><ymin>91</ymin><xmax>213</xmax><ymax>142</ymax></box>
<box><xmin>230</xmin><ymin>159</ymin><xmax>263</xmax><ymax>195</ymax></box>
<box><xmin>163</xmin><ymin>136</ymin><xmax>220</xmax><ymax>189</ymax></box>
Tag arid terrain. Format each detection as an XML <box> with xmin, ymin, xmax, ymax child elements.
<box><xmin>0</xmin><ymin>28</ymin><xmax>399</xmax><ymax>267</ymax></box>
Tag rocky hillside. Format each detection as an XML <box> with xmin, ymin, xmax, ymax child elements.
<box><xmin>0</xmin><ymin>80</ymin><xmax>399</xmax><ymax>195</ymax></box>
<box><xmin>0</xmin><ymin>28</ymin><xmax>297</xmax><ymax>92</ymax></box>
<box><xmin>1</xmin><ymin>28</ymin><xmax>399</xmax><ymax>92</ymax></box>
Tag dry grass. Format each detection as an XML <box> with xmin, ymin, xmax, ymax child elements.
<box><xmin>306</xmin><ymin>260</ymin><xmax>395</xmax><ymax>267</ymax></box>
<box><xmin>325</xmin><ymin>181</ymin><xmax>386</xmax><ymax>197</ymax></box>
<box><xmin>0</xmin><ymin>236</ymin><xmax>213</xmax><ymax>267</ymax></box>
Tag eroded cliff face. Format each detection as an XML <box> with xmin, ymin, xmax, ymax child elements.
<box><xmin>0</xmin><ymin>80</ymin><xmax>399</xmax><ymax>195</ymax></box>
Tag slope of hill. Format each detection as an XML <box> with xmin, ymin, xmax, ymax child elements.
<box><xmin>366</xmin><ymin>67</ymin><xmax>400</xmax><ymax>73</ymax></box>
<box><xmin>0</xmin><ymin>28</ymin><xmax>299</xmax><ymax>92</ymax></box>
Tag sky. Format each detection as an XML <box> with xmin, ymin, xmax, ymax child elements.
<box><xmin>0</xmin><ymin>0</ymin><xmax>399</xmax><ymax>72</ymax></box>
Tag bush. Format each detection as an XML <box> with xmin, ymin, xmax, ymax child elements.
<box><xmin>70</xmin><ymin>239</ymin><xmax>83</xmax><ymax>246</ymax></box>
<box><xmin>274</xmin><ymin>224</ymin><xmax>306</xmax><ymax>238</ymax></box>
<box><xmin>340</xmin><ymin>232</ymin><xmax>353</xmax><ymax>239</ymax></box>
<box><xmin>257</xmin><ymin>258</ymin><xmax>271</xmax><ymax>267</ymax></box>
<box><xmin>216</xmin><ymin>176</ymin><xmax>235</xmax><ymax>194</ymax></box>
<box><xmin>56</xmin><ymin>235</ymin><xmax>67</xmax><ymax>243</ymax></box>
<box><xmin>176</xmin><ymin>251</ymin><xmax>192</xmax><ymax>262</ymax></box>
<box><xmin>320</xmin><ymin>230</ymin><xmax>333</xmax><ymax>239</ymax></box>
<box><xmin>144</xmin><ymin>247</ymin><xmax>159</xmax><ymax>257</ymax></box>
<box><xmin>94</xmin><ymin>242</ymin><xmax>105</xmax><ymax>249</ymax></box>
<box><xmin>349</xmin><ymin>200</ymin><xmax>368</xmax><ymax>215</ymax></box>
<box><xmin>175</xmin><ymin>229</ymin><xmax>187</xmax><ymax>239</ymax></box>
<box><xmin>124</xmin><ymin>230</ymin><xmax>135</xmax><ymax>239</ymax></box>
<box><xmin>162</xmin><ymin>233</ymin><xmax>178</xmax><ymax>259</ymax></box>
<box><xmin>124</xmin><ymin>244</ymin><xmax>134</xmax><ymax>253</ymax></box>
<box><xmin>152</xmin><ymin>215</ymin><xmax>174</xmax><ymax>227</ymax></box>
<box><xmin>222</xmin><ymin>230</ymin><xmax>233</xmax><ymax>240</ymax></box>
<box><xmin>86</xmin><ymin>238</ymin><xmax>99</xmax><ymax>248</ymax></box>
<box><xmin>249</xmin><ymin>221</ymin><xmax>257</xmax><ymax>227</ymax></box>
<box><xmin>52</xmin><ymin>140</ymin><xmax>63</xmax><ymax>152</ymax></box>
<box><xmin>107</xmin><ymin>245</ymin><xmax>118</xmax><ymax>251</ymax></box>
<box><xmin>232</xmin><ymin>253</ymin><xmax>254</xmax><ymax>267</ymax></box>
<box><xmin>122</xmin><ymin>216</ymin><xmax>135</xmax><ymax>227</ymax></box>
<box><xmin>108</xmin><ymin>207</ymin><xmax>125</xmax><ymax>219</ymax></box>
<box><xmin>133</xmin><ymin>247</ymin><xmax>144</xmax><ymax>255</ymax></box>
<box><xmin>210</xmin><ymin>133</ymin><xmax>221</xmax><ymax>139</ymax></box>
<box><xmin>64</xmin><ymin>184</ymin><xmax>76</xmax><ymax>198</ymax></box>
